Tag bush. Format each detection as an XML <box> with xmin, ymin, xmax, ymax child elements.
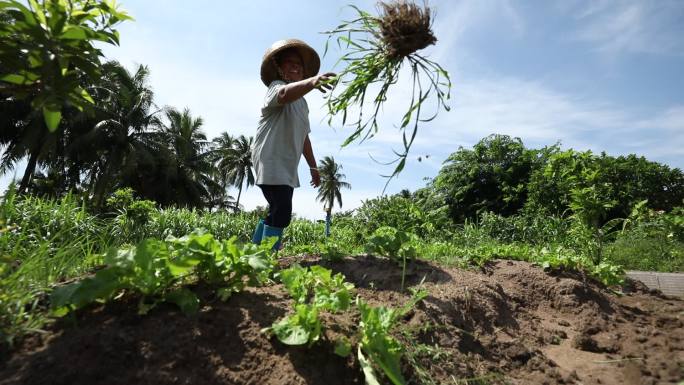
<box><xmin>433</xmin><ymin>134</ymin><xmax>541</xmax><ymax>222</ymax></box>
<box><xmin>354</xmin><ymin>194</ymin><xmax>449</xmax><ymax>238</ymax></box>
<box><xmin>604</xmin><ymin>206</ymin><xmax>684</xmax><ymax>272</ymax></box>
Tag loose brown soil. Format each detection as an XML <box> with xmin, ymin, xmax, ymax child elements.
<box><xmin>1</xmin><ymin>257</ymin><xmax>682</xmax><ymax>385</ymax></box>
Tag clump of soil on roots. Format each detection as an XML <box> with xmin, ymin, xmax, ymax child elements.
<box><xmin>378</xmin><ymin>1</ymin><xmax>437</xmax><ymax>60</ymax></box>
<box><xmin>1</xmin><ymin>257</ymin><xmax>683</xmax><ymax>385</ymax></box>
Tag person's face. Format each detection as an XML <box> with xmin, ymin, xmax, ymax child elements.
<box><xmin>278</xmin><ymin>51</ymin><xmax>304</xmax><ymax>82</ymax></box>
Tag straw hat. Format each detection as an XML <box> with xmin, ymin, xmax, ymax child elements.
<box><xmin>260</xmin><ymin>39</ymin><xmax>320</xmax><ymax>86</ymax></box>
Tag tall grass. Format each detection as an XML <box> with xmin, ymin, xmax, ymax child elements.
<box><xmin>1</xmin><ymin>187</ymin><xmax>112</xmax><ymax>345</ymax></box>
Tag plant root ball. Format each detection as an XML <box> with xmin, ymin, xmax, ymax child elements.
<box><xmin>378</xmin><ymin>0</ymin><xmax>437</xmax><ymax>60</ymax></box>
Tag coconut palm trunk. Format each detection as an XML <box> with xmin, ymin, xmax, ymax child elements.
<box><xmin>235</xmin><ymin>178</ymin><xmax>244</xmax><ymax>211</ymax></box>
<box><xmin>17</xmin><ymin>150</ymin><xmax>39</xmax><ymax>194</ymax></box>
<box><xmin>325</xmin><ymin>207</ymin><xmax>332</xmax><ymax>237</ymax></box>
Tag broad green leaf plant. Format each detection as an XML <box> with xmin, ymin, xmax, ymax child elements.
<box><xmin>365</xmin><ymin>226</ymin><xmax>418</xmax><ymax>290</ymax></box>
<box><xmin>0</xmin><ymin>0</ymin><xmax>132</xmax><ymax>131</ymax></box>
<box><xmin>267</xmin><ymin>261</ymin><xmax>428</xmax><ymax>385</ymax></box>
<box><xmin>265</xmin><ymin>264</ymin><xmax>355</xmax><ymax>346</ymax></box>
<box><xmin>51</xmin><ymin>231</ymin><xmax>276</xmax><ymax>316</ymax></box>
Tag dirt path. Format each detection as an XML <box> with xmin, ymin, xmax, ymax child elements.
<box><xmin>1</xmin><ymin>257</ymin><xmax>682</xmax><ymax>385</ymax></box>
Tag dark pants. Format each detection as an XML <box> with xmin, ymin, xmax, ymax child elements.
<box><xmin>259</xmin><ymin>185</ymin><xmax>294</xmax><ymax>228</ymax></box>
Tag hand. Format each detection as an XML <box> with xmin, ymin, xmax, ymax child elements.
<box><xmin>310</xmin><ymin>168</ymin><xmax>321</xmax><ymax>188</ymax></box>
<box><xmin>312</xmin><ymin>72</ymin><xmax>336</xmax><ymax>93</ymax></box>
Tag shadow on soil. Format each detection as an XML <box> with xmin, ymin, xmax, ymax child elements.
<box><xmin>301</xmin><ymin>254</ymin><xmax>453</xmax><ymax>292</ymax></box>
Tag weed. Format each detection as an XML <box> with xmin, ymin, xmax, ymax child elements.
<box><xmin>323</xmin><ymin>2</ymin><xmax>450</xmax><ymax>187</ymax></box>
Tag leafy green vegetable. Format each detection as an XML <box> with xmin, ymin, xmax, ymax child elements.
<box><xmin>358</xmin><ymin>347</ymin><xmax>383</xmax><ymax>385</ymax></box>
<box><xmin>268</xmin><ymin>264</ymin><xmax>355</xmax><ymax>346</ymax></box>
<box><xmin>278</xmin><ymin>264</ymin><xmax>354</xmax><ymax>312</ymax></box>
<box><xmin>365</xmin><ymin>226</ymin><xmax>418</xmax><ymax>290</ymax></box>
<box><xmin>50</xmin><ymin>231</ymin><xmax>276</xmax><ymax>316</ymax></box>
<box><xmin>357</xmin><ymin>298</ymin><xmax>406</xmax><ymax>385</ymax></box>
<box><xmin>270</xmin><ymin>304</ymin><xmax>322</xmax><ymax>346</ymax></box>
<box><xmin>164</xmin><ymin>287</ymin><xmax>200</xmax><ymax>315</ymax></box>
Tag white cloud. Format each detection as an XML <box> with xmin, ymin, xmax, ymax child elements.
<box><xmin>568</xmin><ymin>0</ymin><xmax>684</xmax><ymax>56</ymax></box>
<box><xmin>429</xmin><ymin>74</ymin><xmax>684</xmax><ymax>167</ymax></box>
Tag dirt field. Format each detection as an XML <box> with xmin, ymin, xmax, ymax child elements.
<box><xmin>1</xmin><ymin>257</ymin><xmax>682</xmax><ymax>385</ymax></box>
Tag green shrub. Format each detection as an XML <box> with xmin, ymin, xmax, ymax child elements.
<box><xmin>355</xmin><ymin>195</ymin><xmax>448</xmax><ymax>238</ymax></box>
<box><xmin>601</xmin><ymin>204</ymin><xmax>683</xmax><ymax>272</ymax></box>
<box><xmin>478</xmin><ymin>211</ymin><xmax>571</xmax><ymax>244</ymax></box>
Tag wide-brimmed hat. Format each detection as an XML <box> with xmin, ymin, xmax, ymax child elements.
<box><xmin>260</xmin><ymin>39</ymin><xmax>320</xmax><ymax>86</ymax></box>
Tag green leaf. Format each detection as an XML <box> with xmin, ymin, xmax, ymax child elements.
<box><xmin>72</xmin><ymin>268</ymin><xmax>123</xmax><ymax>305</ymax></box>
<box><xmin>28</xmin><ymin>0</ymin><xmax>47</xmax><ymax>27</ymax></box>
<box><xmin>60</xmin><ymin>26</ymin><xmax>88</xmax><ymax>40</ymax></box>
<box><xmin>334</xmin><ymin>337</ymin><xmax>352</xmax><ymax>357</ymax></box>
<box><xmin>105</xmin><ymin>246</ymin><xmax>135</xmax><ymax>268</ymax></box>
<box><xmin>358</xmin><ymin>300</ymin><xmax>406</xmax><ymax>385</ymax></box>
<box><xmin>246</xmin><ymin>252</ymin><xmax>270</xmax><ymax>271</ymax></box>
<box><xmin>310</xmin><ymin>265</ymin><xmax>332</xmax><ymax>283</ymax></box>
<box><xmin>50</xmin><ymin>282</ymin><xmax>81</xmax><ymax>312</ymax></box>
<box><xmin>279</xmin><ymin>264</ymin><xmax>309</xmax><ymax>303</ymax></box>
<box><xmin>51</xmin><ymin>267</ymin><xmax>124</xmax><ymax>314</ymax></box>
<box><xmin>166</xmin><ymin>254</ymin><xmax>201</xmax><ymax>277</ymax></box>
<box><xmin>358</xmin><ymin>347</ymin><xmax>382</xmax><ymax>385</ymax></box>
<box><xmin>271</xmin><ymin>316</ymin><xmax>310</xmax><ymax>345</ymax></box>
<box><xmin>1</xmin><ymin>73</ymin><xmax>37</xmax><ymax>85</ymax></box>
<box><xmin>42</xmin><ymin>106</ymin><xmax>62</xmax><ymax>132</ymax></box>
<box><xmin>134</xmin><ymin>239</ymin><xmax>159</xmax><ymax>269</ymax></box>
<box><xmin>164</xmin><ymin>288</ymin><xmax>200</xmax><ymax>314</ymax></box>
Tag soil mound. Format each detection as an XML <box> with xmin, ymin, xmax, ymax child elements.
<box><xmin>1</xmin><ymin>257</ymin><xmax>682</xmax><ymax>385</ymax></box>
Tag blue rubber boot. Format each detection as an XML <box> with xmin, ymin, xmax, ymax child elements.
<box><xmin>251</xmin><ymin>219</ymin><xmax>265</xmax><ymax>244</ymax></box>
<box><xmin>263</xmin><ymin>224</ymin><xmax>284</xmax><ymax>250</ymax></box>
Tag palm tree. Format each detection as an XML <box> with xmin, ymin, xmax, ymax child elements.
<box><xmin>215</xmin><ymin>134</ymin><xmax>255</xmax><ymax>210</ymax></box>
<box><xmin>316</xmin><ymin>156</ymin><xmax>351</xmax><ymax>237</ymax></box>
<box><xmin>0</xmin><ymin>92</ymin><xmax>62</xmax><ymax>194</ymax></box>
<box><xmin>82</xmin><ymin>61</ymin><xmax>162</xmax><ymax>209</ymax></box>
<box><xmin>209</xmin><ymin>132</ymin><xmax>234</xmax><ymax>186</ymax></box>
<box><xmin>205</xmin><ymin>132</ymin><xmax>237</xmax><ymax>210</ymax></box>
<box><xmin>0</xmin><ymin>111</ymin><xmax>56</xmax><ymax>194</ymax></box>
<box><xmin>159</xmin><ymin>107</ymin><xmax>217</xmax><ymax>208</ymax></box>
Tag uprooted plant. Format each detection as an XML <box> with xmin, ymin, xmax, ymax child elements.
<box><xmin>323</xmin><ymin>1</ymin><xmax>451</xmax><ymax>188</ymax></box>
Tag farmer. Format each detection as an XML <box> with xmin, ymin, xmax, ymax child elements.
<box><xmin>251</xmin><ymin>39</ymin><xmax>335</xmax><ymax>249</ymax></box>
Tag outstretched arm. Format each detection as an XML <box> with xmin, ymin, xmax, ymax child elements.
<box><xmin>303</xmin><ymin>134</ymin><xmax>320</xmax><ymax>187</ymax></box>
<box><xmin>277</xmin><ymin>73</ymin><xmax>336</xmax><ymax>104</ymax></box>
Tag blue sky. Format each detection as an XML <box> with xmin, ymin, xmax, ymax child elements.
<box><xmin>2</xmin><ymin>0</ymin><xmax>683</xmax><ymax>220</ymax></box>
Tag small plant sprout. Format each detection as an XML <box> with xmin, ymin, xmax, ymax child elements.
<box><xmin>323</xmin><ymin>1</ymin><xmax>451</xmax><ymax>189</ymax></box>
